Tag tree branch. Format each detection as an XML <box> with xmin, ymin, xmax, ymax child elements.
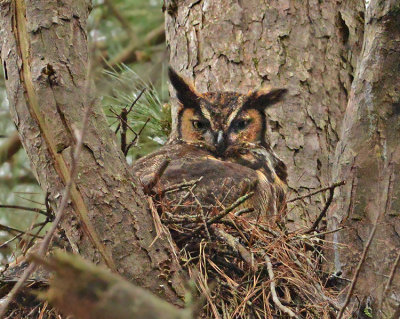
<box><xmin>31</xmin><ymin>251</ymin><xmax>191</xmax><ymax>319</ymax></box>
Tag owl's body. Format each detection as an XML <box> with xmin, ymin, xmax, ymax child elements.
<box><xmin>132</xmin><ymin>68</ymin><xmax>287</xmax><ymax>218</ymax></box>
<box><xmin>133</xmin><ymin>142</ymin><xmax>280</xmax><ymax>216</ymax></box>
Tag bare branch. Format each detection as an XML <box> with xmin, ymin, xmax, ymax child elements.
<box><xmin>0</xmin><ymin>205</ymin><xmax>50</xmax><ymax>219</ymax></box>
<box><xmin>265</xmin><ymin>254</ymin><xmax>299</xmax><ymax>318</ymax></box>
<box><xmin>106</xmin><ymin>24</ymin><xmax>165</xmax><ymax>69</ymax></box>
<box><xmin>305</xmin><ymin>185</ymin><xmax>336</xmax><ymax>234</ymax></box>
<box><xmin>287</xmin><ymin>180</ymin><xmax>345</xmax><ymax>203</ymax></box>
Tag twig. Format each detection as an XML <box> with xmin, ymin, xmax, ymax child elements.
<box><xmin>162</xmin><ymin>177</ymin><xmax>202</xmax><ymax>194</ymax></box>
<box><xmin>104</xmin><ymin>0</ymin><xmax>136</xmax><ymax>39</ymax></box>
<box><xmin>0</xmin><ymin>224</ymin><xmax>43</xmax><ymax>239</ymax></box>
<box><xmin>234</xmin><ymin>207</ymin><xmax>254</xmax><ymax>217</ymax></box>
<box><xmin>265</xmin><ymin>254</ymin><xmax>299</xmax><ymax>318</ymax></box>
<box><xmin>287</xmin><ymin>181</ymin><xmax>345</xmax><ymax>203</ymax></box>
<box><xmin>190</xmin><ymin>190</ymin><xmax>211</xmax><ymax>241</ymax></box>
<box><xmin>113</xmin><ymin>88</ymin><xmax>145</xmax><ymax>136</ymax></box>
<box><xmin>248</xmin><ymin>221</ymin><xmax>281</xmax><ymax>238</ymax></box>
<box><xmin>0</xmin><ymin>233</ymin><xmax>24</xmax><ymax>249</ymax></box>
<box><xmin>190</xmin><ymin>192</ymin><xmax>254</xmax><ymax>236</ymax></box>
<box><xmin>23</xmin><ymin>220</ymin><xmax>50</xmax><ymax>255</ymax></box>
<box><xmin>120</xmin><ymin>108</ymin><xmax>128</xmax><ymax>154</ymax></box>
<box><xmin>161</xmin><ymin>212</ymin><xmax>200</xmax><ymax>224</ymax></box>
<box><xmin>211</xmin><ymin>226</ymin><xmax>256</xmax><ymax>271</ymax></box>
<box><xmin>127</xmin><ymin>88</ymin><xmax>146</xmax><ymax>114</ymax></box>
<box><xmin>291</xmin><ymin>227</ymin><xmax>344</xmax><ymax>241</ymax></box>
<box><xmin>124</xmin><ymin>117</ymin><xmax>150</xmax><ymax>155</ymax></box>
<box><xmin>0</xmin><ymin>204</ymin><xmax>50</xmax><ymax>219</ymax></box>
<box><xmin>106</xmin><ymin>24</ymin><xmax>165</xmax><ymax>68</ymax></box>
<box><xmin>110</xmin><ymin>107</ymin><xmax>137</xmax><ymax>138</ymax></box>
<box><xmin>207</xmin><ymin>192</ymin><xmax>254</xmax><ymax>226</ymax></box>
<box><xmin>305</xmin><ymin>184</ymin><xmax>336</xmax><ymax>234</ymax></box>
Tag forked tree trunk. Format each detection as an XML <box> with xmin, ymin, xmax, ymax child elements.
<box><xmin>328</xmin><ymin>0</ymin><xmax>400</xmax><ymax>315</ymax></box>
<box><xmin>0</xmin><ymin>0</ymin><xmax>185</xmax><ymax>305</ymax></box>
<box><xmin>165</xmin><ymin>0</ymin><xmax>399</xmax><ymax>316</ymax></box>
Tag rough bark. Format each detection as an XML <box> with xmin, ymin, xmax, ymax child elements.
<box><xmin>0</xmin><ymin>0</ymin><xmax>185</xmax><ymax>304</ymax></box>
<box><xmin>328</xmin><ymin>0</ymin><xmax>400</xmax><ymax>315</ymax></box>
<box><xmin>165</xmin><ymin>0</ymin><xmax>365</xmax><ymax>224</ymax></box>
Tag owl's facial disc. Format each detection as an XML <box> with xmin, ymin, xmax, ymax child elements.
<box><xmin>179</xmin><ymin>108</ymin><xmax>211</xmax><ymax>143</ymax></box>
<box><xmin>227</xmin><ymin>109</ymin><xmax>264</xmax><ymax>146</ymax></box>
<box><xmin>169</xmin><ymin>67</ymin><xmax>287</xmax><ymax>156</ymax></box>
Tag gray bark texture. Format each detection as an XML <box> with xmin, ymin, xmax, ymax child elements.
<box><xmin>0</xmin><ymin>0</ymin><xmax>185</xmax><ymax>305</ymax></box>
<box><xmin>328</xmin><ymin>0</ymin><xmax>400</xmax><ymax>315</ymax></box>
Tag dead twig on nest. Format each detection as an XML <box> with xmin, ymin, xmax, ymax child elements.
<box><xmin>264</xmin><ymin>254</ymin><xmax>299</xmax><ymax>318</ymax></box>
<box><xmin>234</xmin><ymin>207</ymin><xmax>254</xmax><ymax>217</ymax></box>
<box><xmin>190</xmin><ymin>192</ymin><xmax>254</xmax><ymax>236</ymax></box>
<box><xmin>287</xmin><ymin>180</ymin><xmax>345</xmax><ymax>203</ymax></box>
<box><xmin>162</xmin><ymin>177</ymin><xmax>203</xmax><ymax>195</ymax></box>
<box><xmin>211</xmin><ymin>226</ymin><xmax>256</xmax><ymax>271</ymax></box>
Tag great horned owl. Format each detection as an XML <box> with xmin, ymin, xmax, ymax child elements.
<box><xmin>132</xmin><ymin>68</ymin><xmax>287</xmax><ymax>218</ymax></box>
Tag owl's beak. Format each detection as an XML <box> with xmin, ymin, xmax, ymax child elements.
<box><xmin>215</xmin><ymin>130</ymin><xmax>226</xmax><ymax>155</ymax></box>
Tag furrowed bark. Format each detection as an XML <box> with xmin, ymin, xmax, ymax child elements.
<box><xmin>165</xmin><ymin>0</ymin><xmax>365</xmax><ymax>225</ymax></box>
<box><xmin>328</xmin><ymin>0</ymin><xmax>400</xmax><ymax>315</ymax></box>
<box><xmin>0</xmin><ymin>0</ymin><xmax>185</xmax><ymax>304</ymax></box>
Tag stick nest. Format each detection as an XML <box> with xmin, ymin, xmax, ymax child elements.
<box><xmin>155</xmin><ymin>183</ymin><xmax>342</xmax><ymax>319</ymax></box>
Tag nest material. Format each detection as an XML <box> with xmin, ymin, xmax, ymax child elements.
<box><xmin>155</xmin><ymin>183</ymin><xmax>341</xmax><ymax>319</ymax></box>
<box><xmin>0</xmin><ymin>187</ymin><xmax>344</xmax><ymax>319</ymax></box>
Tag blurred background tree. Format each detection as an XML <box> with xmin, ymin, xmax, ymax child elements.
<box><xmin>0</xmin><ymin>0</ymin><xmax>169</xmax><ymax>267</ymax></box>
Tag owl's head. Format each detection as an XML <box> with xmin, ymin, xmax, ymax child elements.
<box><xmin>169</xmin><ymin>68</ymin><xmax>287</xmax><ymax>157</ymax></box>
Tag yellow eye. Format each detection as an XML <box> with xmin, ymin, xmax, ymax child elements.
<box><xmin>191</xmin><ymin>120</ymin><xmax>209</xmax><ymax>130</ymax></box>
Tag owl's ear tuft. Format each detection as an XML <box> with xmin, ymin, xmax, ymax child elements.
<box><xmin>244</xmin><ymin>88</ymin><xmax>287</xmax><ymax>110</ymax></box>
<box><xmin>168</xmin><ymin>67</ymin><xmax>200</xmax><ymax>109</ymax></box>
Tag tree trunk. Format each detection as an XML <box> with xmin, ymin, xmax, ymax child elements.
<box><xmin>165</xmin><ymin>0</ymin><xmax>400</xmax><ymax>316</ymax></box>
<box><xmin>328</xmin><ymin>0</ymin><xmax>400</xmax><ymax>315</ymax></box>
<box><xmin>0</xmin><ymin>0</ymin><xmax>185</xmax><ymax>305</ymax></box>
<box><xmin>165</xmin><ymin>0</ymin><xmax>365</xmax><ymax>224</ymax></box>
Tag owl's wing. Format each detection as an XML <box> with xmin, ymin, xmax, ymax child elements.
<box><xmin>132</xmin><ymin>143</ymin><xmax>260</xmax><ymax>211</ymax></box>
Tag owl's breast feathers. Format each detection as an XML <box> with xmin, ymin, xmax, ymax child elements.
<box><xmin>132</xmin><ymin>142</ymin><xmax>287</xmax><ymax>218</ymax></box>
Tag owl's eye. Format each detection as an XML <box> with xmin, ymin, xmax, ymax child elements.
<box><xmin>233</xmin><ymin>119</ymin><xmax>251</xmax><ymax>131</ymax></box>
<box><xmin>191</xmin><ymin>120</ymin><xmax>209</xmax><ymax>131</ymax></box>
